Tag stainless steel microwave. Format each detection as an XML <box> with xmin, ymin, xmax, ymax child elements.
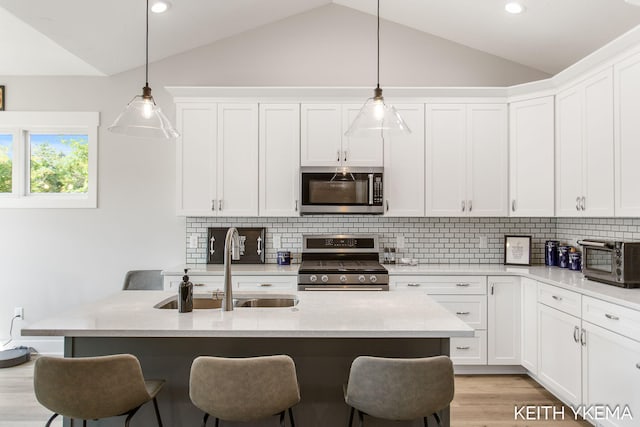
<box><xmin>300</xmin><ymin>166</ymin><xmax>384</xmax><ymax>214</ymax></box>
<box><xmin>578</xmin><ymin>240</ymin><xmax>640</xmax><ymax>288</ymax></box>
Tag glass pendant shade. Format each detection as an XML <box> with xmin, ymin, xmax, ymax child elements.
<box><xmin>345</xmin><ymin>88</ymin><xmax>411</xmax><ymax>137</ymax></box>
<box><xmin>109</xmin><ymin>86</ymin><xmax>179</xmax><ymax>139</ymax></box>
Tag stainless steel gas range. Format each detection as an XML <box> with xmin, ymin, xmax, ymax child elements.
<box><xmin>297</xmin><ymin>234</ymin><xmax>389</xmax><ymax>291</ymax></box>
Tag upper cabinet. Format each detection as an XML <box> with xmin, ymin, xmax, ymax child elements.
<box><xmin>259</xmin><ymin>104</ymin><xmax>300</xmax><ymax>217</ymax></box>
<box><xmin>426</xmin><ymin>104</ymin><xmax>507</xmax><ymax>216</ymax></box>
<box><xmin>300</xmin><ymin>104</ymin><xmax>383</xmax><ymax>167</ymax></box>
<box><xmin>384</xmin><ymin>104</ymin><xmax>425</xmax><ymax>216</ymax></box>
<box><xmin>175</xmin><ymin>103</ymin><xmax>259</xmax><ymax>217</ymax></box>
<box><xmin>556</xmin><ymin>69</ymin><xmax>614</xmax><ymax>217</ymax></box>
<box><xmin>614</xmin><ymin>51</ymin><xmax>640</xmax><ymax>217</ymax></box>
<box><xmin>509</xmin><ymin>96</ymin><xmax>555</xmax><ymax>217</ymax></box>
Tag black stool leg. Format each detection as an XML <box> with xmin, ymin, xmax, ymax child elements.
<box><xmin>83</xmin><ymin>421</ymin><xmax>87</xmax><ymax>427</ymax></box>
<box><xmin>214</xmin><ymin>416</ymin><xmax>220</xmax><ymax>427</ymax></box>
<box><xmin>433</xmin><ymin>412</ymin><xmax>443</xmax><ymax>427</ymax></box>
<box><xmin>152</xmin><ymin>397</ymin><xmax>163</xmax><ymax>427</ymax></box>
<box><xmin>348</xmin><ymin>407</ymin><xmax>354</xmax><ymax>427</ymax></box>
<box><xmin>288</xmin><ymin>407</ymin><xmax>296</xmax><ymax>427</ymax></box>
<box><xmin>279</xmin><ymin>411</ymin><xmax>285</xmax><ymax>427</ymax></box>
<box><xmin>201</xmin><ymin>413</ymin><xmax>209</xmax><ymax>427</ymax></box>
<box><xmin>358</xmin><ymin>410</ymin><xmax>364</xmax><ymax>427</ymax></box>
<box><xmin>45</xmin><ymin>413</ymin><xmax>59</xmax><ymax>427</ymax></box>
<box><xmin>424</xmin><ymin>416</ymin><xmax>429</xmax><ymax>427</ymax></box>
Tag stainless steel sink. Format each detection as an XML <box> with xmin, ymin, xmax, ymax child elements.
<box><xmin>154</xmin><ymin>295</ymin><xmax>298</xmax><ymax>310</ymax></box>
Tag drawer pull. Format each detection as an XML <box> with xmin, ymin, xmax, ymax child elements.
<box><xmin>194</xmin><ymin>283</ymin><xmax>206</xmax><ymax>287</ymax></box>
<box><xmin>552</xmin><ymin>295</ymin><xmax>563</xmax><ymax>301</ymax></box>
<box><xmin>407</xmin><ymin>283</ymin><xmax>421</xmax><ymax>287</ymax></box>
<box><xmin>456</xmin><ymin>311</ymin><xmax>471</xmax><ymax>315</ymax></box>
<box><xmin>580</xmin><ymin>329</ymin><xmax>586</xmax><ymax>346</ymax></box>
<box><xmin>456</xmin><ymin>346</ymin><xmax>471</xmax><ymax>350</ymax></box>
<box><xmin>456</xmin><ymin>283</ymin><xmax>471</xmax><ymax>287</ymax></box>
<box><xmin>605</xmin><ymin>313</ymin><xmax>620</xmax><ymax>321</ymax></box>
<box><xmin>573</xmin><ymin>326</ymin><xmax>580</xmax><ymax>343</ymax></box>
<box><xmin>260</xmin><ymin>283</ymin><xmax>273</xmax><ymax>287</ymax></box>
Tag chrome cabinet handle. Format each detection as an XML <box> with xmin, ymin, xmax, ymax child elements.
<box><xmin>211</xmin><ymin>199</ymin><xmax>216</xmax><ymax>211</ymax></box>
<box><xmin>194</xmin><ymin>283</ymin><xmax>206</xmax><ymax>287</ymax></box>
<box><xmin>259</xmin><ymin>283</ymin><xmax>273</xmax><ymax>287</ymax></box>
<box><xmin>512</xmin><ymin>200</ymin><xmax>517</xmax><ymax>212</ymax></box>
<box><xmin>337</xmin><ymin>150</ymin><xmax>340</xmax><ymax>162</ymax></box>
<box><xmin>456</xmin><ymin>346</ymin><xmax>471</xmax><ymax>350</ymax></box>
<box><xmin>605</xmin><ymin>313</ymin><xmax>620</xmax><ymax>321</ymax></box>
<box><xmin>456</xmin><ymin>283</ymin><xmax>470</xmax><ymax>287</ymax></box>
<box><xmin>490</xmin><ymin>284</ymin><xmax>494</xmax><ymax>295</ymax></box>
<box><xmin>576</xmin><ymin>196</ymin><xmax>581</xmax><ymax>211</ymax></box>
<box><xmin>456</xmin><ymin>311</ymin><xmax>470</xmax><ymax>315</ymax></box>
<box><xmin>386</xmin><ymin>200</ymin><xmax>389</xmax><ymax>212</ymax></box>
<box><xmin>407</xmin><ymin>283</ymin><xmax>421</xmax><ymax>287</ymax></box>
<box><xmin>209</xmin><ymin>236</ymin><xmax>215</xmax><ymax>255</ymax></box>
<box><xmin>295</xmin><ymin>200</ymin><xmax>298</xmax><ymax>211</ymax></box>
<box><xmin>580</xmin><ymin>329</ymin><xmax>586</xmax><ymax>346</ymax></box>
<box><xmin>343</xmin><ymin>150</ymin><xmax>348</xmax><ymax>162</ymax></box>
<box><xmin>552</xmin><ymin>295</ymin><xmax>563</xmax><ymax>301</ymax></box>
<box><xmin>581</xmin><ymin>196</ymin><xmax>586</xmax><ymax>211</ymax></box>
<box><xmin>219</xmin><ymin>199</ymin><xmax>223</xmax><ymax>211</ymax></box>
<box><xmin>573</xmin><ymin>326</ymin><xmax>580</xmax><ymax>343</ymax></box>
<box><xmin>462</xmin><ymin>200</ymin><xmax>466</xmax><ymax>212</ymax></box>
<box><xmin>468</xmin><ymin>200</ymin><xmax>472</xmax><ymax>212</ymax></box>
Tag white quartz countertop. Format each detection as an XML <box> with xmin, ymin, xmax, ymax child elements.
<box><xmin>22</xmin><ymin>290</ymin><xmax>473</xmax><ymax>339</ymax></box>
<box><xmin>163</xmin><ymin>264</ymin><xmax>298</xmax><ymax>276</ymax></box>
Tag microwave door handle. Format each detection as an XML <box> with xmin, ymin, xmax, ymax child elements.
<box><xmin>578</xmin><ymin>240</ymin><xmax>613</xmax><ymax>249</ymax></box>
<box><xmin>368</xmin><ymin>174</ymin><xmax>374</xmax><ymax>205</ymax></box>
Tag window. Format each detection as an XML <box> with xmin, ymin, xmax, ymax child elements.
<box><xmin>0</xmin><ymin>112</ymin><xmax>98</xmax><ymax>208</ymax></box>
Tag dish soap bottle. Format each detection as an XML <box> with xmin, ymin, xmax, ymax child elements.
<box><xmin>178</xmin><ymin>268</ymin><xmax>193</xmax><ymax>313</ymax></box>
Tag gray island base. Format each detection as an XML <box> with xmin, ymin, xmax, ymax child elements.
<box><xmin>23</xmin><ymin>291</ymin><xmax>472</xmax><ymax>427</ymax></box>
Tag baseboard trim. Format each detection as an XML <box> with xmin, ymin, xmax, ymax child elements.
<box><xmin>1</xmin><ymin>337</ymin><xmax>63</xmax><ymax>356</ymax></box>
<box><xmin>454</xmin><ymin>365</ymin><xmax>527</xmax><ymax>375</ymax></box>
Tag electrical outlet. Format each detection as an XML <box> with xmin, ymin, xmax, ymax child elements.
<box><xmin>479</xmin><ymin>235</ymin><xmax>488</xmax><ymax>249</ymax></box>
<box><xmin>273</xmin><ymin>234</ymin><xmax>282</xmax><ymax>249</ymax></box>
<box><xmin>189</xmin><ymin>234</ymin><xmax>198</xmax><ymax>249</ymax></box>
<box><xmin>14</xmin><ymin>307</ymin><xmax>24</xmax><ymax>320</ymax></box>
<box><xmin>396</xmin><ymin>234</ymin><xmax>405</xmax><ymax>249</ymax></box>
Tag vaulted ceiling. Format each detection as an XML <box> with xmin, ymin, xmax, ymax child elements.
<box><xmin>1</xmin><ymin>0</ymin><xmax>640</xmax><ymax>77</ymax></box>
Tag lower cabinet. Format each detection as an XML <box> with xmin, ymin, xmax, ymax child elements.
<box><xmin>163</xmin><ymin>274</ymin><xmax>297</xmax><ymax>293</ymax></box>
<box><xmin>537</xmin><ymin>302</ymin><xmax>583</xmax><ymax>407</ymax></box>
<box><xmin>520</xmin><ymin>277</ymin><xmax>538</xmax><ymax>374</ymax></box>
<box><xmin>488</xmin><ymin>276</ymin><xmax>521</xmax><ymax>365</ymax></box>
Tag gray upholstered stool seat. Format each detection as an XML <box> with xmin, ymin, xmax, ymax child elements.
<box><xmin>34</xmin><ymin>354</ymin><xmax>164</xmax><ymax>427</ymax></box>
<box><xmin>189</xmin><ymin>355</ymin><xmax>300</xmax><ymax>427</ymax></box>
<box><xmin>344</xmin><ymin>355</ymin><xmax>454</xmax><ymax>427</ymax></box>
<box><xmin>122</xmin><ymin>269</ymin><xmax>163</xmax><ymax>290</ymax></box>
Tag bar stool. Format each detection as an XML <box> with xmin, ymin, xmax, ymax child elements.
<box><xmin>344</xmin><ymin>355</ymin><xmax>454</xmax><ymax>427</ymax></box>
<box><xmin>34</xmin><ymin>354</ymin><xmax>164</xmax><ymax>427</ymax></box>
<box><xmin>189</xmin><ymin>355</ymin><xmax>300</xmax><ymax>427</ymax></box>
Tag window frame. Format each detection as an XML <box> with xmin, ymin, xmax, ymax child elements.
<box><xmin>0</xmin><ymin>112</ymin><xmax>99</xmax><ymax>208</ymax></box>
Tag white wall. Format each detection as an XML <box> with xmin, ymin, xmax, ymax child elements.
<box><xmin>0</xmin><ymin>4</ymin><xmax>549</xmax><ymax>351</ymax></box>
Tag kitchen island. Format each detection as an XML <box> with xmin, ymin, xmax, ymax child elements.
<box><xmin>23</xmin><ymin>290</ymin><xmax>472</xmax><ymax>427</ymax></box>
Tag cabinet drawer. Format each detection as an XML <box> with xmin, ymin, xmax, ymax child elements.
<box><xmin>234</xmin><ymin>276</ymin><xmax>297</xmax><ymax>292</ymax></box>
<box><xmin>164</xmin><ymin>276</ymin><xmax>224</xmax><ymax>292</ymax></box>
<box><xmin>582</xmin><ymin>296</ymin><xmax>640</xmax><ymax>342</ymax></box>
<box><xmin>450</xmin><ymin>330</ymin><xmax>487</xmax><ymax>365</ymax></box>
<box><xmin>538</xmin><ymin>283</ymin><xmax>581</xmax><ymax>317</ymax></box>
<box><xmin>391</xmin><ymin>276</ymin><xmax>487</xmax><ymax>295</ymax></box>
<box><xmin>431</xmin><ymin>295</ymin><xmax>487</xmax><ymax>329</ymax></box>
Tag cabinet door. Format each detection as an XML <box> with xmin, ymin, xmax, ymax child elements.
<box><xmin>467</xmin><ymin>104</ymin><xmax>508</xmax><ymax>216</ymax></box>
<box><xmin>538</xmin><ymin>303</ymin><xmax>582</xmax><ymax>407</ymax></box>
<box><xmin>582</xmin><ymin>321</ymin><xmax>640</xmax><ymax>427</ymax></box>
<box><xmin>426</xmin><ymin>104</ymin><xmax>467</xmax><ymax>216</ymax></box>
<box><xmin>217</xmin><ymin>104</ymin><xmax>259</xmax><ymax>216</ymax></box>
<box><xmin>509</xmin><ymin>96</ymin><xmax>555</xmax><ymax>216</ymax></box>
<box><xmin>175</xmin><ymin>103</ymin><xmax>217</xmax><ymax>216</ymax></box>
<box><xmin>342</xmin><ymin>104</ymin><xmax>384</xmax><ymax>167</ymax></box>
<box><xmin>487</xmin><ymin>276</ymin><xmax>521</xmax><ymax>365</ymax></box>
<box><xmin>556</xmin><ymin>87</ymin><xmax>584</xmax><ymax>216</ymax></box>
<box><xmin>300</xmin><ymin>104</ymin><xmax>342</xmax><ymax>166</ymax></box>
<box><xmin>614</xmin><ymin>53</ymin><xmax>640</xmax><ymax>216</ymax></box>
<box><xmin>521</xmin><ymin>277</ymin><xmax>538</xmax><ymax>374</ymax></box>
<box><xmin>383</xmin><ymin>104</ymin><xmax>425</xmax><ymax>216</ymax></box>
<box><xmin>259</xmin><ymin>104</ymin><xmax>300</xmax><ymax>217</ymax></box>
<box><xmin>583</xmin><ymin>69</ymin><xmax>614</xmax><ymax>216</ymax></box>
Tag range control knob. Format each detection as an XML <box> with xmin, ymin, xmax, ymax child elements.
<box><xmin>321</xmin><ymin>275</ymin><xmax>329</xmax><ymax>283</ymax></box>
<box><xmin>616</xmin><ymin>268</ymin><xmax>622</xmax><ymax>277</ymax></box>
<box><xmin>309</xmin><ymin>275</ymin><xmax>318</xmax><ymax>283</ymax></box>
<box><xmin>369</xmin><ymin>275</ymin><xmax>378</xmax><ymax>283</ymax></box>
<box><xmin>340</xmin><ymin>275</ymin><xmax>348</xmax><ymax>283</ymax></box>
<box><xmin>358</xmin><ymin>275</ymin><xmax>366</xmax><ymax>283</ymax></box>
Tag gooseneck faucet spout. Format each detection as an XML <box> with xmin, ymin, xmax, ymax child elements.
<box><xmin>223</xmin><ymin>227</ymin><xmax>240</xmax><ymax>311</ymax></box>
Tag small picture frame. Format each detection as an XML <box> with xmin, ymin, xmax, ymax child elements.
<box><xmin>504</xmin><ymin>235</ymin><xmax>532</xmax><ymax>266</ymax></box>
<box><xmin>0</xmin><ymin>86</ymin><xmax>4</xmax><ymax>111</ymax></box>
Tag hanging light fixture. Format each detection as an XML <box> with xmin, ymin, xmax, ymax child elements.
<box><xmin>109</xmin><ymin>0</ymin><xmax>179</xmax><ymax>139</ymax></box>
<box><xmin>345</xmin><ymin>0</ymin><xmax>411</xmax><ymax>137</ymax></box>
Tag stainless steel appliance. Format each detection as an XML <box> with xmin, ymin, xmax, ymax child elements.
<box><xmin>578</xmin><ymin>239</ymin><xmax>640</xmax><ymax>288</ymax></box>
<box><xmin>298</xmin><ymin>234</ymin><xmax>389</xmax><ymax>291</ymax></box>
<box><xmin>300</xmin><ymin>167</ymin><xmax>384</xmax><ymax>215</ymax></box>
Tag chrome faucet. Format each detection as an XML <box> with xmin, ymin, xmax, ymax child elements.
<box><xmin>223</xmin><ymin>227</ymin><xmax>240</xmax><ymax>311</ymax></box>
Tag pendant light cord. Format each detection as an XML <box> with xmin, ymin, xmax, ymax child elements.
<box><xmin>376</xmin><ymin>0</ymin><xmax>380</xmax><ymax>90</ymax></box>
<box><xmin>145</xmin><ymin>0</ymin><xmax>149</xmax><ymax>87</ymax></box>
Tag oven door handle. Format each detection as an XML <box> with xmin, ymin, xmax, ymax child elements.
<box><xmin>368</xmin><ymin>174</ymin><xmax>374</xmax><ymax>205</ymax></box>
<box><xmin>577</xmin><ymin>240</ymin><xmax>613</xmax><ymax>249</ymax></box>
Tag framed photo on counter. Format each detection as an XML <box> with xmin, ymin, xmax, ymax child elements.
<box><xmin>504</xmin><ymin>235</ymin><xmax>532</xmax><ymax>266</ymax></box>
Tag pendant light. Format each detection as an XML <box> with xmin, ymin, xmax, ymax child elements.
<box><xmin>345</xmin><ymin>0</ymin><xmax>411</xmax><ymax>137</ymax></box>
<box><xmin>108</xmin><ymin>0</ymin><xmax>179</xmax><ymax>139</ymax></box>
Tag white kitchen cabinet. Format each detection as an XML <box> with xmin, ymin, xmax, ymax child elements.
<box><xmin>234</xmin><ymin>275</ymin><xmax>297</xmax><ymax>292</ymax></box>
<box><xmin>383</xmin><ymin>104</ymin><xmax>425</xmax><ymax>216</ymax></box>
<box><xmin>259</xmin><ymin>104</ymin><xmax>300</xmax><ymax>216</ymax></box>
<box><xmin>582</xmin><ymin>321</ymin><xmax>640</xmax><ymax>427</ymax></box>
<box><xmin>537</xmin><ymin>302</ymin><xmax>582</xmax><ymax>407</ymax></box>
<box><xmin>556</xmin><ymin>69</ymin><xmax>614</xmax><ymax>216</ymax></box>
<box><xmin>487</xmin><ymin>276</ymin><xmax>521</xmax><ymax>365</ymax></box>
<box><xmin>509</xmin><ymin>96</ymin><xmax>555</xmax><ymax>216</ymax></box>
<box><xmin>300</xmin><ymin>104</ymin><xmax>383</xmax><ymax>167</ymax></box>
<box><xmin>426</xmin><ymin>104</ymin><xmax>507</xmax><ymax>217</ymax></box>
<box><xmin>175</xmin><ymin>103</ymin><xmax>259</xmax><ymax>217</ymax></box>
<box><xmin>614</xmin><ymin>51</ymin><xmax>640</xmax><ymax>216</ymax></box>
<box><xmin>520</xmin><ymin>277</ymin><xmax>538</xmax><ymax>375</ymax></box>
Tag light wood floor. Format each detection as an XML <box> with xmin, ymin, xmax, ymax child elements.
<box><xmin>0</xmin><ymin>358</ymin><xmax>589</xmax><ymax>427</ymax></box>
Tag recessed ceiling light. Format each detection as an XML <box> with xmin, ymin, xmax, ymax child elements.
<box><xmin>151</xmin><ymin>1</ymin><xmax>171</xmax><ymax>14</ymax></box>
<box><xmin>505</xmin><ymin>2</ymin><xmax>525</xmax><ymax>14</ymax></box>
